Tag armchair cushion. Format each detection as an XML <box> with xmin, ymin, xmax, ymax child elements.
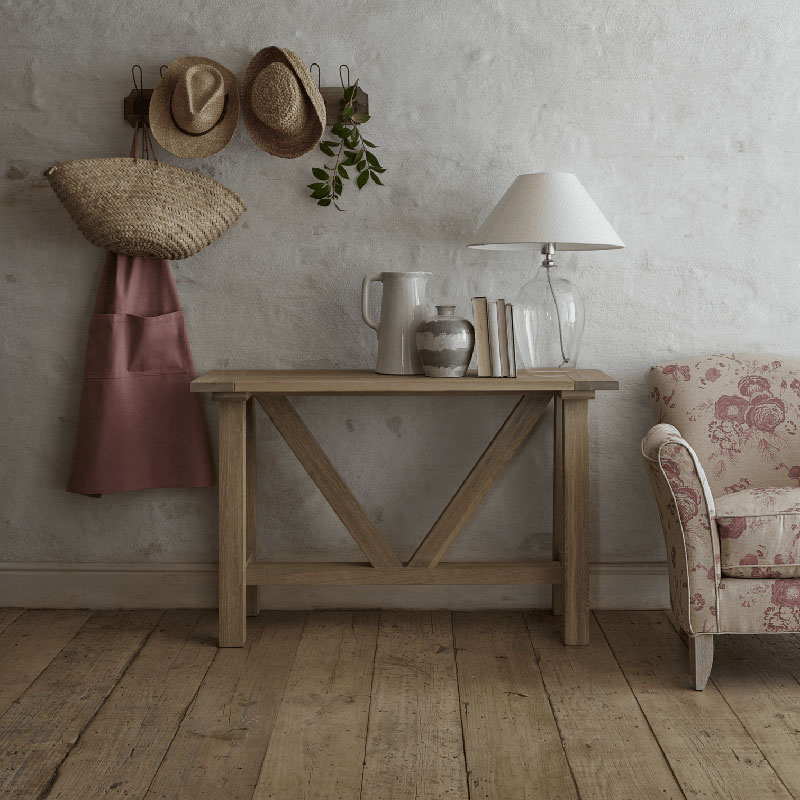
<box><xmin>717</xmin><ymin>486</ymin><xmax>800</xmax><ymax>578</ymax></box>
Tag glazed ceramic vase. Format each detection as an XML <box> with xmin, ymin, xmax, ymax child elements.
<box><xmin>416</xmin><ymin>305</ymin><xmax>475</xmax><ymax>378</ymax></box>
<box><xmin>361</xmin><ymin>271</ymin><xmax>433</xmax><ymax>374</ymax></box>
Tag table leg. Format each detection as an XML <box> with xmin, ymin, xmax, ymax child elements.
<box><xmin>552</xmin><ymin>396</ymin><xmax>564</xmax><ymax>616</ymax></box>
<box><xmin>561</xmin><ymin>395</ymin><xmax>590</xmax><ymax>645</ymax></box>
<box><xmin>246</xmin><ymin>397</ymin><xmax>260</xmax><ymax>617</ymax></box>
<box><xmin>218</xmin><ymin>394</ymin><xmax>247</xmax><ymax>647</ymax></box>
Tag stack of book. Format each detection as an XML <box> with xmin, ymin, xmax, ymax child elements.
<box><xmin>471</xmin><ymin>297</ymin><xmax>517</xmax><ymax>377</ymax></box>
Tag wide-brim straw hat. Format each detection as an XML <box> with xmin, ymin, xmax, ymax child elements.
<box><xmin>150</xmin><ymin>56</ymin><xmax>240</xmax><ymax>159</ymax></box>
<box><xmin>242</xmin><ymin>47</ymin><xmax>326</xmax><ymax>158</ymax></box>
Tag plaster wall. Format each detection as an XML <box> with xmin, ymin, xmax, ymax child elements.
<box><xmin>2</xmin><ymin>0</ymin><xmax>800</xmax><ymax>606</ymax></box>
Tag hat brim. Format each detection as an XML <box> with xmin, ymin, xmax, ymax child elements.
<box><xmin>242</xmin><ymin>47</ymin><xmax>326</xmax><ymax>159</ymax></box>
<box><xmin>150</xmin><ymin>56</ymin><xmax>240</xmax><ymax>159</ymax></box>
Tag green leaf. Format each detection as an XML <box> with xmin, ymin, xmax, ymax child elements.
<box><xmin>319</xmin><ymin>144</ymin><xmax>334</xmax><ymax>157</ymax></box>
<box><xmin>348</xmin><ymin>128</ymin><xmax>360</xmax><ymax>142</ymax></box>
<box><xmin>334</xmin><ymin>176</ymin><xmax>343</xmax><ymax>194</ymax></box>
<box><xmin>357</xmin><ymin>170</ymin><xmax>369</xmax><ymax>189</ymax></box>
<box><xmin>361</xmin><ymin>138</ymin><xmax>376</xmax><ymax>147</ymax></box>
<box><xmin>311</xmin><ymin>187</ymin><xmax>331</xmax><ymax>199</ymax></box>
<box><xmin>307</xmin><ymin>182</ymin><xmax>327</xmax><ymax>190</ymax></box>
<box><xmin>317</xmin><ymin>198</ymin><xmax>331</xmax><ymax>206</ymax></box>
<box><xmin>322</xmin><ymin>140</ymin><xmax>337</xmax><ymax>147</ymax></box>
<box><xmin>341</xmin><ymin>104</ymin><xmax>354</xmax><ymax>121</ymax></box>
<box><xmin>351</xmin><ymin>112</ymin><xmax>370</xmax><ymax>124</ymax></box>
<box><xmin>371</xmin><ymin>166</ymin><xmax>386</xmax><ymax>173</ymax></box>
<box><xmin>331</xmin><ymin>122</ymin><xmax>348</xmax><ymax>137</ymax></box>
<box><xmin>312</xmin><ymin>167</ymin><xmax>329</xmax><ymax>180</ymax></box>
<box><xmin>365</xmin><ymin>151</ymin><xmax>381</xmax><ymax>168</ymax></box>
<box><xmin>343</xmin><ymin>86</ymin><xmax>355</xmax><ymax>102</ymax></box>
<box><xmin>370</xmin><ymin>171</ymin><xmax>383</xmax><ymax>186</ymax></box>
<box><xmin>338</xmin><ymin>165</ymin><xmax>349</xmax><ymax>179</ymax></box>
<box><xmin>357</xmin><ymin>159</ymin><xmax>367</xmax><ymax>172</ymax></box>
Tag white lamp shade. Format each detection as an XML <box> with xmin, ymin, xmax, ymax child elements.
<box><xmin>468</xmin><ymin>172</ymin><xmax>625</xmax><ymax>251</ymax></box>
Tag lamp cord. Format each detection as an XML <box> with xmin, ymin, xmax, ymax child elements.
<box><xmin>545</xmin><ymin>266</ymin><xmax>569</xmax><ymax>366</ymax></box>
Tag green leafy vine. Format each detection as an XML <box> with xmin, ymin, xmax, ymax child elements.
<box><xmin>308</xmin><ymin>80</ymin><xmax>385</xmax><ymax>210</ymax></box>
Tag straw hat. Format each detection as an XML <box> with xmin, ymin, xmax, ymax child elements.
<box><xmin>242</xmin><ymin>47</ymin><xmax>326</xmax><ymax>158</ymax></box>
<box><xmin>150</xmin><ymin>56</ymin><xmax>240</xmax><ymax>159</ymax></box>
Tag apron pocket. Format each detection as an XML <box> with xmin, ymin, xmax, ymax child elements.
<box><xmin>85</xmin><ymin>311</ymin><xmax>188</xmax><ymax>378</ymax></box>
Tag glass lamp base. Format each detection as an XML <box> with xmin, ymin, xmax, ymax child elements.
<box><xmin>514</xmin><ymin>267</ymin><xmax>584</xmax><ymax>369</ymax></box>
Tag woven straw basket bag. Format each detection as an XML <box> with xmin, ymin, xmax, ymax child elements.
<box><xmin>46</xmin><ymin>124</ymin><xmax>246</xmax><ymax>260</ymax></box>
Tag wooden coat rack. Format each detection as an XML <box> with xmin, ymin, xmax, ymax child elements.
<box><xmin>122</xmin><ymin>63</ymin><xmax>368</xmax><ymax>128</ymax></box>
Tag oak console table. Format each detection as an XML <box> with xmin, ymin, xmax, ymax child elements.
<box><xmin>191</xmin><ymin>368</ymin><xmax>618</xmax><ymax>648</ymax></box>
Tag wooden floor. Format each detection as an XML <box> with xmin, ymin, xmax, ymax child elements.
<box><xmin>2</xmin><ymin>609</ymin><xmax>800</xmax><ymax>799</ymax></box>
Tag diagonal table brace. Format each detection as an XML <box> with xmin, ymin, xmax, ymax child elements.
<box><xmin>408</xmin><ymin>394</ymin><xmax>553</xmax><ymax>568</ymax></box>
<box><xmin>257</xmin><ymin>395</ymin><xmax>401</xmax><ymax>568</ymax></box>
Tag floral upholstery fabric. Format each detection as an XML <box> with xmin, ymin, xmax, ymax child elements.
<box><xmin>717</xmin><ymin>487</ymin><xmax>800</xmax><ymax>578</ymax></box>
<box><xmin>643</xmin><ymin>354</ymin><xmax>800</xmax><ymax>636</ymax></box>
<box><xmin>642</xmin><ymin>424</ymin><xmax>719</xmax><ymax>634</ymax></box>
<box><xmin>718</xmin><ymin>577</ymin><xmax>800</xmax><ymax>633</ymax></box>
<box><xmin>648</xmin><ymin>354</ymin><xmax>800</xmax><ymax>497</ymax></box>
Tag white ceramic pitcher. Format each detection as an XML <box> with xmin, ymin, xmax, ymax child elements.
<box><xmin>361</xmin><ymin>271</ymin><xmax>433</xmax><ymax>374</ymax></box>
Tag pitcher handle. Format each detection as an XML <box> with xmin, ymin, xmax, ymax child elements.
<box><xmin>361</xmin><ymin>273</ymin><xmax>382</xmax><ymax>332</ymax></box>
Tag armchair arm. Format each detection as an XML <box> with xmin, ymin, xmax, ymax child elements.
<box><xmin>641</xmin><ymin>423</ymin><xmax>720</xmax><ymax>635</ymax></box>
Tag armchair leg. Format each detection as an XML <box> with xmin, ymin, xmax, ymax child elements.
<box><xmin>690</xmin><ymin>634</ymin><xmax>714</xmax><ymax>691</ymax></box>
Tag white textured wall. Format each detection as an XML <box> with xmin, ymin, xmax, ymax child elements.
<box><xmin>3</xmin><ymin>1</ymin><xmax>800</xmax><ymax>606</ymax></box>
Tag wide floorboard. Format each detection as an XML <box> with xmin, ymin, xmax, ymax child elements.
<box><xmin>1</xmin><ymin>609</ymin><xmax>800</xmax><ymax>799</ymax></box>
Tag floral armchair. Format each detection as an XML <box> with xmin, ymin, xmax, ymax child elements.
<box><xmin>643</xmin><ymin>354</ymin><xmax>800</xmax><ymax>689</ymax></box>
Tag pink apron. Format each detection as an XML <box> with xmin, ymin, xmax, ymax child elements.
<box><xmin>67</xmin><ymin>252</ymin><xmax>214</xmax><ymax>495</ymax></box>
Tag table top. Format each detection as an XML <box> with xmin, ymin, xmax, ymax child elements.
<box><xmin>191</xmin><ymin>368</ymin><xmax>618</xmax><ymax>395</ymax></box>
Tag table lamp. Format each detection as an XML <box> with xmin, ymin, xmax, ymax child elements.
<box><xmin>468</xmin><ymin>172</ymin><xmax>624</xmax><ymax>368</ymax></box>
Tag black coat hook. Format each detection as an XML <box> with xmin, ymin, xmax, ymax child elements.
<box><xmin>131</xmin><ymin>64</ymin><xmax>144</xmax><ymax>97</ymax></box>
<box><xmin>123</xmin><ymin>64</ymin><xmax>156</xmax><ymax>128</ymax></box>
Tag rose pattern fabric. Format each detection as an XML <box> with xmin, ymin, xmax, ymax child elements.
<box><xmin>644</xmin><ymin>458</ymin><xmax>691</xmax><ymax>633</ymax></box>
<box><xmin>648</xmin><ymin>354</ymin><xmax>800</xmax><ymax>496</ymax></box>
<box><xmin>781</xmin><ymin>465</ymin><xmax>800</xmax><ymax>485</ymax></box>
<box><xmin>645</xmin><ymin>354</ymin><xmax>800</xmax><ymax>636</ymax></box>
<box><xmin>714</xmin><ymin>395</ymin><xmax>749</xmax><ymax>425</ymax></box>
<box><xmin>672</xmin><ymin>484</ymin><xmax>700</xmax><ymax>523</ymax></box>
<box><xmin>738</xmin><ymin>375</ymin><xmax>771</xmax><ymax>398</ymax></box>
<box><xmin>746</xmin><ymin>396</ymin><xmax>786</xmax><ymax>433</ymax></box>
<box><xmin>716</xmin><ymin>487</ymin><xmax>800</xmax><ymax>578</ymax></box>
<box><xmin>717</xmin><ymin>578</ymin><xmax>800</xmax><ymax>632</ymax></box>
<box><xmin>717</xmin><ymin>516</ymin><xmax>747</xmax><ymax>539</ymax></box>
<box><xmin>642</xmin><ymin>428</ymin><xmax>719</xmax><ymax>634</ymax></box>
<box><xmin>716</xmin><ymin>485</ymin><xmax>800</xmax><ymax>514</ymax></box>
<box><xmin>772</xmin><ymin>580</ymin><xmax>800</xmax><ymax>608</ymax></box>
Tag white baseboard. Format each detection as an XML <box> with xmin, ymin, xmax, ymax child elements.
<box><xmin>0</xmin><ymin>561</ymin><xmax>669</xmax><ymax>610</ymax></box>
